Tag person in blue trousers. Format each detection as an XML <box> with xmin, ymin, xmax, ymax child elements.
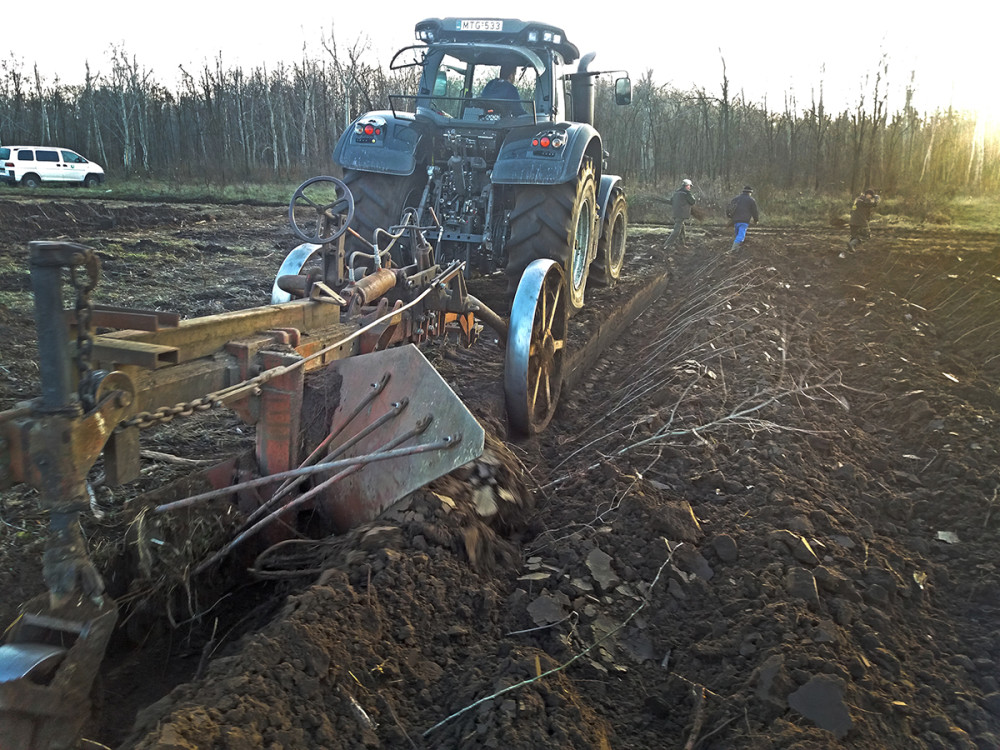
<box><xmin>726</xmin><ymin>185</ymin><xmax>759</xmax><ymax>252</ymax></box>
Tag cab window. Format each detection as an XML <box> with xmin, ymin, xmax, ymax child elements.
<box><xmin>61</xmin><ymin>151</ymin><xmax>87</xmax><ymax>164</ymax></box>
<box><xmin>477</xmin><ymin>65</ymin><xmax>535</xmax><ymax>105</ymax></box>
<box><xmin>427</xmin><ymin>54</ymin><xmax>468</xmax><ymax>117</ymax></box>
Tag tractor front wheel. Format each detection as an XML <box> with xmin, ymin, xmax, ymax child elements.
<box><xmin>590</xmin><ymin>190</ymin><xmax>627</xmax><ymax>286</ymax></box>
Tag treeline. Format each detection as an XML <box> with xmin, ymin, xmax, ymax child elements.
<box><xmin>1</xmin><ymin>46</ymin><xmax>996</xmax><ymax>195</ymax></box>
<box><xmin>603</xmin><ymin>61</ymin><xmax>997</xmax><ymax>196</ymax></box>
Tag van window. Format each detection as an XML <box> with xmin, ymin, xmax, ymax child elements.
<box><xmin>61</xmin><ymin>150</ymin><xmax>87</xmax><ymax>164</ymax></box>
<box><xmin>0</xmin><ymin>147</ymin><xmax>9</xmax><ymax>160</ymax></box>
<box><xmin>36</xmin><ymin>150</ymin><xmax>59</xmax><ymax>162</ymax></box>
<box><xmin>16</xmin><ymin>150</ymin><xmax>34</xmax><ymax>161</ymax></box>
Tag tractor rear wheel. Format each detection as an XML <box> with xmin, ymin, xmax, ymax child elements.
<box><xmin>342</xmin><ymin>170</ymin><xmax>425</xmax><ymax>268</ymax></box>
<box><xmin>505</xmin><ymin>160</ymin><xmax>597</xmax><ymax>311</ymax></box>
<box><xmin>590</xmin><ymin>190</ymin><xmax>627</xmax><ymax>286</ymax></box>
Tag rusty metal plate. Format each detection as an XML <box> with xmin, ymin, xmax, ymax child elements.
<box><xmin>309</xmin><ymin>344</ymin><xmax>485</xmax><ymax>531</ymax></box>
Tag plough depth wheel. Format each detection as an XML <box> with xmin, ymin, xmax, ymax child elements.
<box><xmin>505</xmin><ymin>259</ymin><xmax>567</xmax><ymax>435</ymax></box>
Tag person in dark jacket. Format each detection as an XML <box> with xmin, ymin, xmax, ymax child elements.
<box><xmin>665</xmin><ymin>178</ymin><xmax>696</xmax><ymax>249</ymax></box>
<box><xmin>726</xmin><ymin>185</ymin><xmax>759</xmax><ymax>252</ymax></box>
<box><xmin>847</xmin><ymin>188</ymin><xmax>881</xmax><ymax>252</ymax></box>
<box><xmin>481</xmin><ymin>64</ymin><xmax>526</xmax><ymax>116</ymax></box>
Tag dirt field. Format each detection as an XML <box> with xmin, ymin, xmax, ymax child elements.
<box><xmin>1</xmin><ymin>195</ymin><xmax>999</xmax><ymax>749</ymax></box>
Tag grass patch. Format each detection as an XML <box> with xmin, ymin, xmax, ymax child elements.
<box><xmin>105</xmin><ymin>178</ymin><xmax>299</xmax><ymax>205</ymax></box>
<box><xmin>628</xmin><ymin>183</ymin><xmax>1000</xmax><ymax>233</ymax></box>
<box><xmin>0</xmin><ymin>179</ymin><xmax>300</xmax><ymax>205</ymax></box>
<box><xmin>7</xmin><ymin>178</ymin><xmax>1000</xmax><ymax>233</ymax></box>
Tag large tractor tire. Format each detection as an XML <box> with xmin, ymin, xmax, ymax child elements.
<box><xmin>342</xmin><ymin>169</ymin><xmax>425</xmax><ymax>267</ymax></box>
<box><xmin>505</xmin><ymin>160</ymin><xmax>598</xmax><ymax>311</ymax></box>
<box><xmin>590</xmin><ymin>189</ymin><xmax>627</xmax><ymax>287</ymax></box>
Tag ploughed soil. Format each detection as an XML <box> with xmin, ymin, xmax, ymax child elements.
<box><xmin>1</xmin><ymin>194</ymin><xmax>999</xmax><ymax>749</ymax></box>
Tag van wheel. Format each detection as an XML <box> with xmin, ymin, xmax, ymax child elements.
<box><xmin>22</xmin><ymin>174</ymin><xmax>41</xmax><ymax>189</ymax></box>
<box><xmin>83</xmin><ymin>175</ymin><xmax>100</xmax><ymax>189</ymax></box>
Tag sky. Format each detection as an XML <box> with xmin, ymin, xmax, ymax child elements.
<box><xmin>6</xmin><ymin>0</ymin><xmax>994</xmax><ymax>122</ymax></box>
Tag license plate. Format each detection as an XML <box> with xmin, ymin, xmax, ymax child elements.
<box><xmin>460</xmin><ymin>19</ymin><xmax>502</xmax><ymax>32</ymax></box>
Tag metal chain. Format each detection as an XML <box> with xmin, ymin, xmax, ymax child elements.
<box><xmin>119</xmin><ymin>356</ymin><xmax>288</xmax><ymax>430</ymax></box>
<box><xmin>120</xmin><ymin>365</ymin><xmax>277</xmax><ymax>430</ymax></box>
<box><xmin>122</xmin><ymin>396</ymin><xmax>221</xmax><ymax>430</ymax></box>
<box><xmin>71</xmin><ymin>250</ymin><xmax>100</xmax><ymax>411</ymax></box>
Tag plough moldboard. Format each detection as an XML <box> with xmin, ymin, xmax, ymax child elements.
<box><xmin>0</xmin><ymin>176</ymin><xmax>658</xmax><ymax>748</ymax></box>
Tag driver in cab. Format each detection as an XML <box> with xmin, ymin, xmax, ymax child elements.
<box><xmin>480</xmin><ymin>63</ymin><xmax>526</xmax><ymax>116</ymax></box>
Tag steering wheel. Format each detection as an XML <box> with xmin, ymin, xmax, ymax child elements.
<box><xmin>288</xmin><ymin>176</ymin><xmax>356</xmax><ymax>244</ymax></box>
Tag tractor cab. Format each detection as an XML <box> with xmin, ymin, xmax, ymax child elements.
<box><xmin>418</xmin><ymin>48</ymin><xmax>544</xmax><ymax>123</ymax></box>
<box><xmin>388</xmin><ymin>18</ymin><xmax>582</xmax><ymax>126</ymax></box>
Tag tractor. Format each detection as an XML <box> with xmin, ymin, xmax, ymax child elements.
<box><xmin>331</xmin><ymin>17</ymin><xmax>631</xmax><ymax>311</ymax></box>
<box><xmin>0</xmin><ymin>22</ymin><xmax>636</xmax><ymax>748</ymax></box>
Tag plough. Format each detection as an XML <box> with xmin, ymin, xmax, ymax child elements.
<box><xmin>0</xmin><ymin>176</ymin><xmax>571</xmax><ymax>748</ymax></box>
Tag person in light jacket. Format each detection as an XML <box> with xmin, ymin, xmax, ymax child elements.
<box><xmin>665</xmin><ymin>179</ymin><xmax>696</xmax><ymax>250</ymax></box>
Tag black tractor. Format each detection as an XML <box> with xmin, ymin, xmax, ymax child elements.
<box><xmin>333</xmin><ymin>17</ymin><xmax>632</xmax><ymax>311</ymax></box>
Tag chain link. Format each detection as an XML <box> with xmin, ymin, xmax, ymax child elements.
<box><xmin>119</xmin><ymin>368</ymin><xmax>273</xmax><ymax>430</ymax></box>
<box><xmin>71</xmin><ymin>250</ymin><xmax>101</xmax><ymax>411</ymax></box>
<box><xmin>121</xmin><ymin>396</ymin><xmax>221</xmax><ymax>430</ymax></box>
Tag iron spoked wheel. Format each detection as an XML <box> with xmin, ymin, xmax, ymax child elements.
<box><xmin>591</xmin><ymin>190</ymin><xmax>627</xmax><ymax>286</ymax></box>
<box><xmin>505</xmin><ymin>160</ymin><xmax>598</xmax><ymax>311</ymax></box>
<box><xmin>505</xmin><ymin>259</ymin><xmax>568</xmax><ymax>435</ymax></box>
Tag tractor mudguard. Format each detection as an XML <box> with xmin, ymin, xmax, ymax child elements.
<box><xmin>597</xmin><ymin>174</ymin><xmax>625</xmax><ymax>224</ymax></box>
<box><xmin>332</xmin><ymin>111</ymin><xmax>423</xmax><ymax>176</ymax></box>
<box><xmin>491</xmin><ymin>122</ymin><xmax>600</xmax><ymax>185</ymax></box>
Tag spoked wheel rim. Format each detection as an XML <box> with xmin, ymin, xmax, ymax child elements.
<box><xmin>505</xmin><ymin>259</ymin><xmax>567</xmax><ymax>435</ymax></box>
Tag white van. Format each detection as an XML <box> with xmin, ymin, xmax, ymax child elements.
<box><xmin>0</xmin><ymin>146</ymin><xmax>105</xmax><ymax>188</ymax></box>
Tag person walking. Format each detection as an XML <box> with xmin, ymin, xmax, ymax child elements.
<box><xmin>846</xmin><ymin>188</ymin><xmax>881</xmax><ymax>253</ymax></box>
<box><xmin>726</xmin><ymin>185</ymin><xmax>759</xmax><ymax>252</ymax></box>
<box><xmin>665</xmin><ymin>179</ymin><xmax>696</xmax><ymax>249</ymax></box>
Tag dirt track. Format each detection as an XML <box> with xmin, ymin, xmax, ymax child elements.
<box><xmin>1</xmin><ymin>197</ymin><xmax>999</xmax><ymax>748</ymax></box>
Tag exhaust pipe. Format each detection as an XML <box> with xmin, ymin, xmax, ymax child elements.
<box><xmin>570</xmin><ymin>52</ymin><xmax>597</xmax><ymax>126</ymax></box>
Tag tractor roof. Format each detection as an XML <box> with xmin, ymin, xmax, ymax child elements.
<box><xmin>414</xmin><ymin>18</ymin><xmax>580</xmax><ymax>64</ymax></box>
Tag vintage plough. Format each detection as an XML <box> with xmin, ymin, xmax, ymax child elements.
<box><xmin>0</xmin><ymin>177</ymin><xmax>571</xmax><ymax>748</ymax></box>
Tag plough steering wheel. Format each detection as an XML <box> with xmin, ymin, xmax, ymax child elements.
<box><xmin>288</xmin><ymin>176</ymin><xmax>356</xmax><ymax>244</ymax></box>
